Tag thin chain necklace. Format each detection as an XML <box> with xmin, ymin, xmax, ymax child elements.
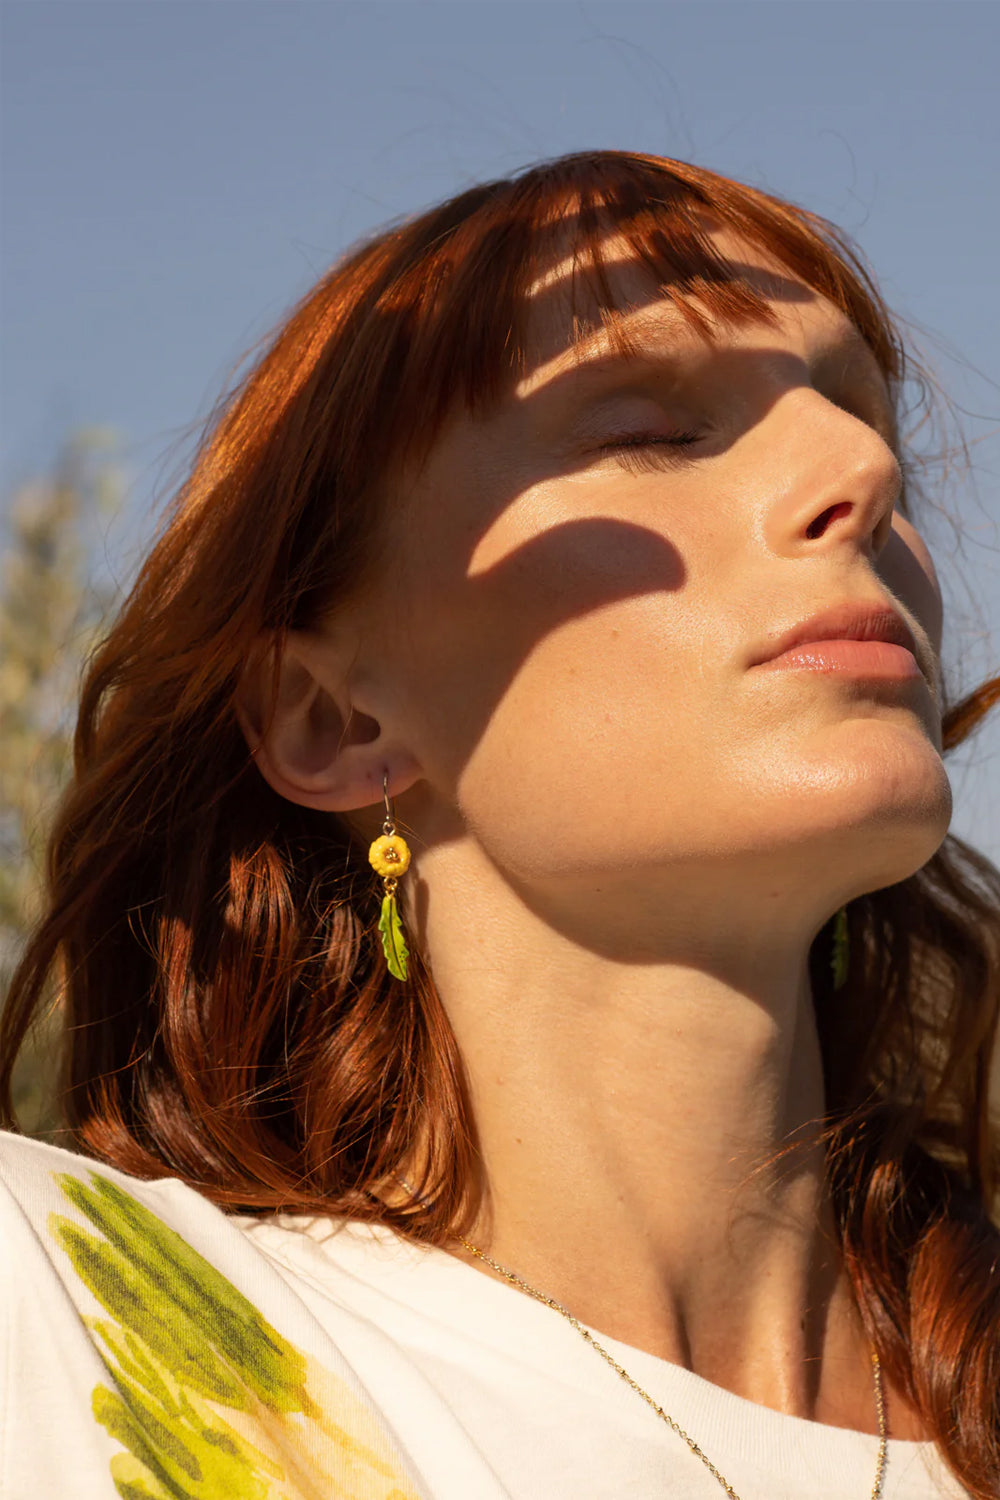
<box><xmin>457</xmin><ymin>1235</ymin><xmax>888</xmax><ymax>1500</ymax></box>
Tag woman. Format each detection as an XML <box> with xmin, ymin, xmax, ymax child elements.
<box><xmin>0</xmin><ymin>150</ymin><xmax>997</xmax><ymax>1500</ymax></box>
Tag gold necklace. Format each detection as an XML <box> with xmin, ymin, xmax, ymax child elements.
<box><xmin>458</xmin><ymin>1236</ymin><xmax>888</xmax><ymax>1500</ymax></box>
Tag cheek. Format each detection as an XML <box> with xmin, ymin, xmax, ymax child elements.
<box><xmin>391</xmin><ymin>502</ymin><xmax>723</xmax><ymax>872</ymax></box>
<box><xmin>451</xmin><ymin>597</ymin><xmax>724</xmax><ymax>878</ymax></box>
<box><xmin>395</xmin><ymin>500</ymin><xmax>690</xmax><ymax>778</ymax></box>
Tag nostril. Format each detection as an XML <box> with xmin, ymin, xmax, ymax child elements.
<box><xmin>806</xmin><ymin>502</ymin><xmax>852</xmax><ymax>539</ymax></box>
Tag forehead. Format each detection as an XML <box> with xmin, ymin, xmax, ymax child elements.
<box><xmin>514</xmin><ymin>223</ymin><xmax>860</xmax><ymax>397</ymax></box>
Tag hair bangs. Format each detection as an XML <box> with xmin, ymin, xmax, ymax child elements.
<box><xmin>347</xmin><ymin>151</ymin><xmax>904</xmax><ymax>491</ymax></box>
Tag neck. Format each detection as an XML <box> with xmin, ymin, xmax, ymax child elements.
<box><xmin>414</xmin><ymin>839</ymin><xmax>925</xmax><ymax>1439</ymax></box>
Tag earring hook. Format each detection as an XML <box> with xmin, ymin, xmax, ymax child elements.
<box><xmin>382</xmin><ymin>770</ymin><xmax>395</xmax><ymax>836</ymax></box>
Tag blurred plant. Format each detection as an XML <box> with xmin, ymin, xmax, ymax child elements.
<box><xmin>0</xmin><ymin>428</ymin><xmax>125</xmax><ymax>1133</ymax></box>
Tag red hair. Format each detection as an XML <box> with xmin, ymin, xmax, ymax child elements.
<box><xmin>2</xmin><ymin>151</ymin><xmax>998</xmax><ymax>1493</ymax></box>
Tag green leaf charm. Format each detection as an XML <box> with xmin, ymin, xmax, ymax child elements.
<box><xmin>831</xmin><ymin>905</ymin><xmax>850</xmax><ymax>991</ymax></box>
<box><xmin>378</xmin><ymin>892</ymin><xmax>409</xmax><ymax>981</ymax></box>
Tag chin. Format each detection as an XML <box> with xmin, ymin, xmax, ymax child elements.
<box><xmin>797</xmin><ymin>743</ymin><xmax>953</xmax><ymax>889</ymax></box>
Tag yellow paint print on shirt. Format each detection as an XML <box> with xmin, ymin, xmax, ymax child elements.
<box><xmin>49</xmin><ymin>1170</ymin><xmax>422</xmax><ymax>1500</ymax></box>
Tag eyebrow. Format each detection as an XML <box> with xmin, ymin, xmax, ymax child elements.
<box><xmin>520</xmin><ymin>308</ymin><xmax>895</xmax><ymax>427</ymax></box>
<box><xmin>517</xmin><ymin>309</ymin><xmax>699</xmax><ymax>395</ymax></box>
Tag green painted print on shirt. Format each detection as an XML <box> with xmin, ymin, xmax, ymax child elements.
<box><xmin>49</xmin><ymin>1170</ymin><xmax>421</xmax><ymax>1500</ymax></box>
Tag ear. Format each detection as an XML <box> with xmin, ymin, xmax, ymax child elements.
<box><xmin>234</xmin><ymin>628</ymin><xmax>421</xmax><ymax>812</ymax></box>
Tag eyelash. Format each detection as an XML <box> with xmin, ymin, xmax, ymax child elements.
<box><xmin>599</xmin><ymin>429</ymin><xmax>704</xmax><ymax>472</ymax></box>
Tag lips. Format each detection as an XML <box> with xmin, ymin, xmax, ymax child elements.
<box><xmin>749</xmin><ymin>601</ymin><xmax>924</xmax><ymax>676</ymax></box>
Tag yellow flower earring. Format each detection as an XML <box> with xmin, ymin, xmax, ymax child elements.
<box><xmin>368</xmin><ymin>772</ymin><xmax>411</xmax><ymax>981</ymax></box>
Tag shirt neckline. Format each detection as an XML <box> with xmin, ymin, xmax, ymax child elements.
<box><xmin>235</xmin><ymin>1209</ymin><xmax>953</xmax><ymax>1488</ymax></box>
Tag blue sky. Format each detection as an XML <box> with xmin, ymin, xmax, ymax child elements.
<box><xmin>2</xmin><ymin>0</ymin><xmax>998</xmax><ymax>861</ymax></box>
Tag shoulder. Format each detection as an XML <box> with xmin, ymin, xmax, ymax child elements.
<box><xmin>0</xmin><ymin>1129</ymin><xmax>431</xmax><ymax>1499</ymax></box>
<box><xmin>0</xmin><ymin>1123</ymin><xmax>146</xmax><ymax>1191</ymax></box>
<box><xmin>0</xmin><ymin>1126</ymin><xmax>207</xmax><ymax>1251</ymax></box>
<box><xmin>0</xmin><ymin>1126</ymin><xmax>308</xmax><ymax>1331</ymax></box>
<box><xmin>0</xmin><ymin>1124</ymin><xmax>177</xmax><ymax>1195</ymax></box>
<box><xmin>0</xmin><ymin>1126</ymin><xmax>240</xmax><ymax>1359</ymax></box>
<box><xmin>0</xmin><ymin>1126</ymin><xmax>147</xmax><ymax>1235</ymax></box>
<box><xmin>0</xmin><ymin>1126</ymin><xmax>319</xmax><ymax>1395</ymax></box>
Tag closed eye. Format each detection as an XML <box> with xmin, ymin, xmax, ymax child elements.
<box><xmin>599</xmin><ymin>429</ymin><xmax>705</xmax><ymax>473</ymax></box>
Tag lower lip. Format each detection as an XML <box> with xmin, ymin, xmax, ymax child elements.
<box><xmin>760</xmin><ymin>639</ymin><xmax>922</xmax><ymax>678</ymax></box>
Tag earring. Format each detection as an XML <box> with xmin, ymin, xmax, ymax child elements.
<box><xmin>368</xmin><ymin>772</ymin><xmax>411</xmax><ymax>981</ymax></box>
<box><xmin>830</xmin><ymin>904</ymin><xmax>850</xmax><ymax>991</ymax></box>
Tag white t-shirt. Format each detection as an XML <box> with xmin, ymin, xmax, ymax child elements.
<box><xmin>0</xmin><ymin>1130</ymin><xmax>970</xmax><ymax>1499</ymax></box>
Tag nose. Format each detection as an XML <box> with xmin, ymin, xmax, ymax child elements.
<box><xmin>765</xmin><ymin>394</ymin><xmax>901</xmax><ymax>562</ymax></box>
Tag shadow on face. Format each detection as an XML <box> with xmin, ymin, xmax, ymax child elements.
<box><xmin>262</xmin><ymin>222</ymin><xmax>951</xmax><ymax>953</ymax></box>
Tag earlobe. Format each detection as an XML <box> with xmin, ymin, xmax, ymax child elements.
<box><xmin>233</xmin><ymin>631</ymin><xmax>412</xmax><ymax>813</ymax></box>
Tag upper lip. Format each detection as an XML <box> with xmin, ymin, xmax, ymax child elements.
<box><xmin>749</xmin><ymin>600</ymin><xmax>925</xmax><ymax>676</ymax></box>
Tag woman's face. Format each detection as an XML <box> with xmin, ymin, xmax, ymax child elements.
<box><xmin>368</xmin><ymin>227</ymin><xmax>951</xmax><ymax>924</ymax></box>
